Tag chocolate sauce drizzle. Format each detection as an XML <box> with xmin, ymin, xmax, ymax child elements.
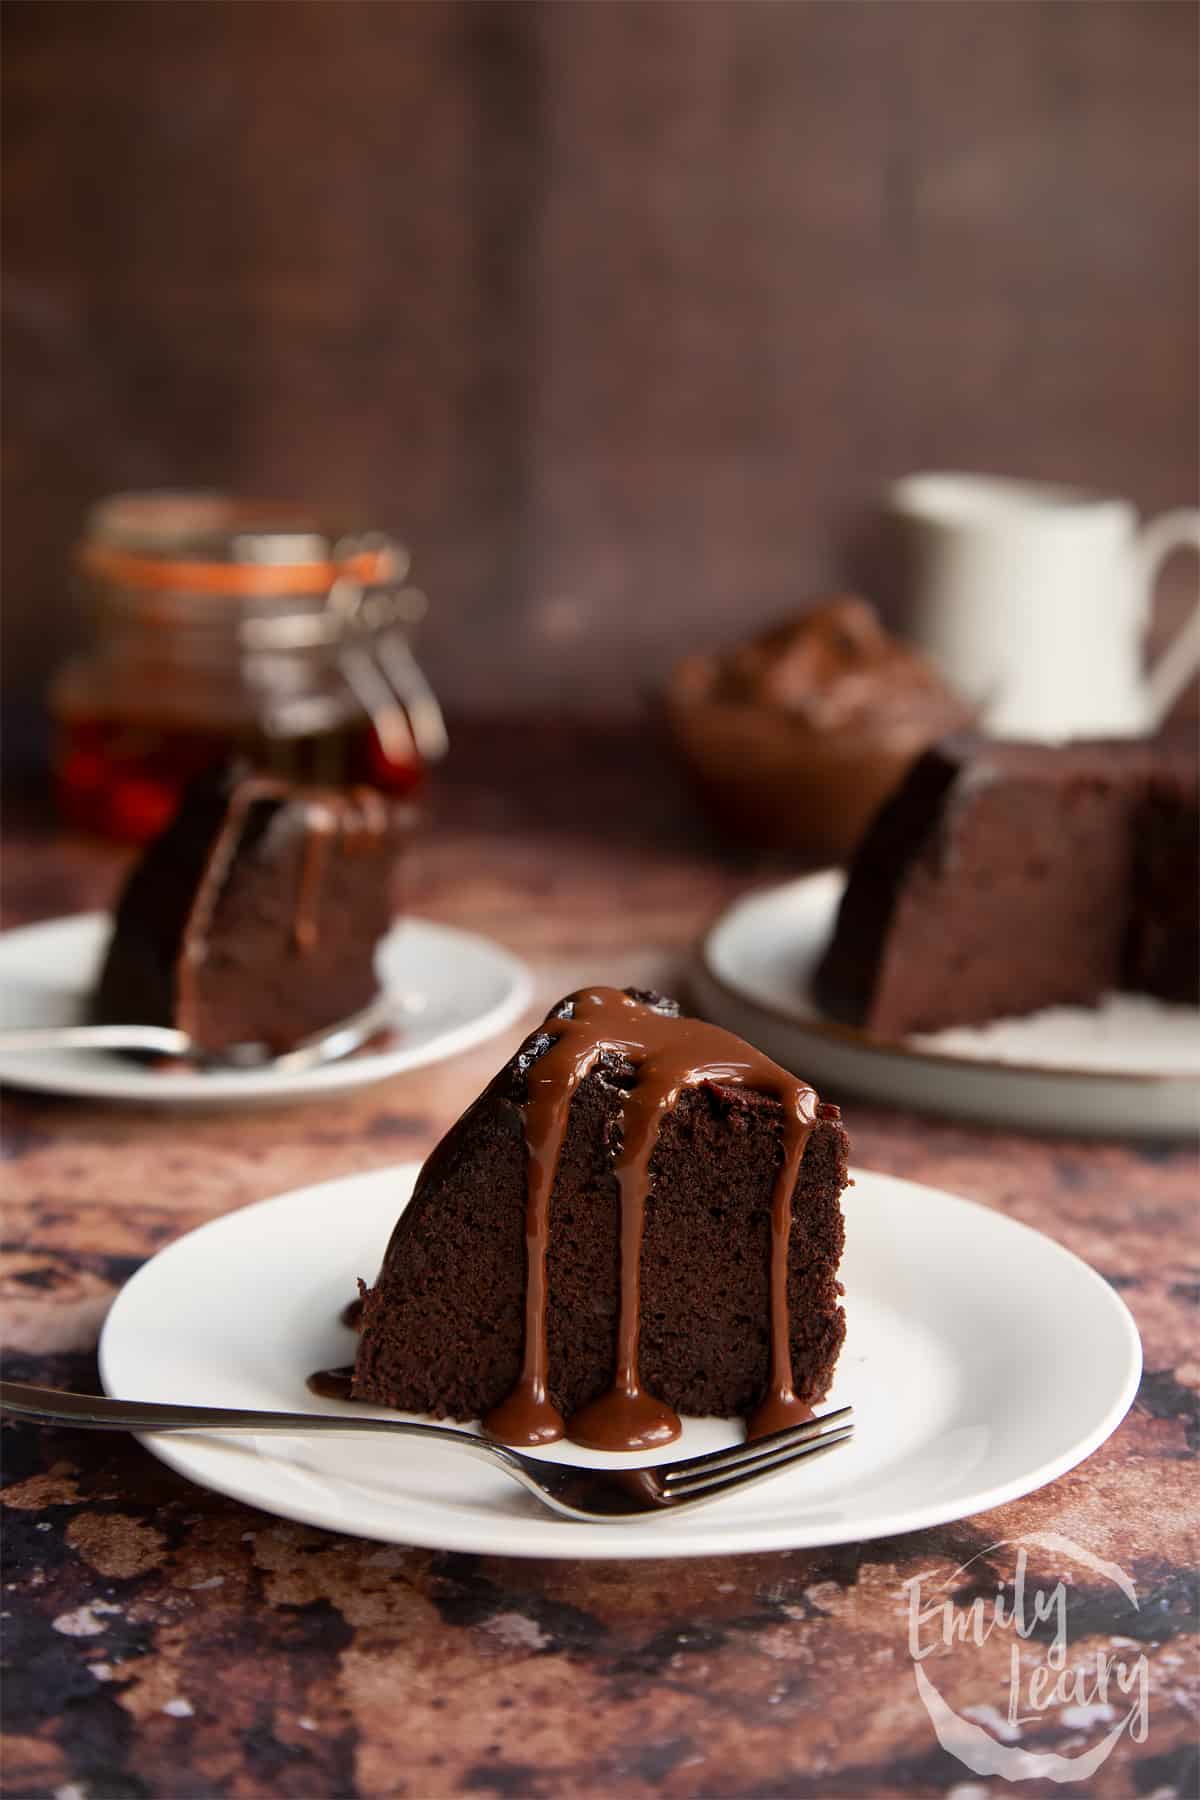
<box><xmin>483</xmin><ymin>988</ymin><xmax>819</xmax><ymax>1453</ymax></box>
<box><xmin>291</xmin><ymin>788</ymin><xmax>391</xmax><ymax>954</ymax></box>
<box><xmin>292</xmin><ymin>804</ymin><xmax>336</xmax><ymax>953</ymax></box>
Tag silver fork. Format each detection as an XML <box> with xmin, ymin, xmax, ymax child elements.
<box><xmin>0</xmin><ymin>993</ymin><xmax>405</xmax><ymax>1074</ymax></box>
<box><xmin>0</xmin><ymin>1382</ymin><xmax>853</xmax><ymax>1521</ymax></box>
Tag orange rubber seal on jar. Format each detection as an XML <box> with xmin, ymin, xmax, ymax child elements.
<box><xmin>77</xmin><ymin>543</ymin><xmax>396</xmax><ymax>599</ymax></box>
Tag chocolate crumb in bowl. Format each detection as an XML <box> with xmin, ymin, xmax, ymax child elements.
<box><xmin>661</xmin><ymin>595</ymin><xmax>971</xmax><ymax>865</ymax></box>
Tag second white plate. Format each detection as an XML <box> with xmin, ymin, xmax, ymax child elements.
<box><xmin>693</xmin><ymin>872</ymin><xmax>1200</xmax><ymax>1138</ymax></box>
<box><xmin>0</xmin><ymin>913</ymin><xmax>533</xmax><ymax>1104</ymax></box>
<box><xmin>99</xmin><ymin>1161</ymin><xmax>1141</xmax><ymax>1557</ymax></box>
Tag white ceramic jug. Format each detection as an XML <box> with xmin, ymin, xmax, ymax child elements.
<box><xmin>890</xmin><ymin>473</ymin><xmax>1200</xmax><ymax>739</ymax></box>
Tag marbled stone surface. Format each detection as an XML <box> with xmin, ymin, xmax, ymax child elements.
<box><xmin>2</xmin><ymin>728</ymin><xmax>1197</xmax><ymax>1798</ymax></box>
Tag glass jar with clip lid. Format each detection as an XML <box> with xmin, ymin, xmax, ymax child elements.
<box><xmin>51</xmin><ymin>491</ymin><xmax>448</xmax><ymax>841</ymax></box>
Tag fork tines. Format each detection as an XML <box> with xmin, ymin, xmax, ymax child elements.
<box><xmin>662</xmin><ymin>1406</ymin><xmax>854</xmax><ymax>1498</ymax></box>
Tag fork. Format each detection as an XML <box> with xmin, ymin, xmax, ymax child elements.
<box><xmin>0</xmin><ymin>992</ymin><xmax>406</xmax><ymax>1074</ymax></box>
<box><xmin>0</xmin><ymin>1382</ymin><xmax>853</xmax><ymax>1521</ymax></box>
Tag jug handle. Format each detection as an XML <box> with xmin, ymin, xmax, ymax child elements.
<box><xmin>1137</xmin><ymin>509</ymin><xmax>1200</xmax><ymax>728</ymax></box>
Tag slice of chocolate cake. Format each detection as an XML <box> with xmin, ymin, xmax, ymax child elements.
<box><xmin>814</xmin><ymin>733</ymin><xmax>1199</xmax><ymax>1038</ymax></box>
<box><xmin>353</xmin><ymin>988</ymin><xmax>849</xmax><ymax>1451</ymax></box>
<box><xmin>1124</xmin><ymin>759</ymin><xmax>1200</xmax><ymax>1005</ymax></box>
<box><xmin>94</xmin><ymin>767</ymin><xmax>416</xmax><ymax>1053</ymax></box>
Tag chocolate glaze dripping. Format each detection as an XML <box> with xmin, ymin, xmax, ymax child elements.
<box><xmin>344</xmin><ymin>787</ymin><xmax>392</xmax><ymax>849</ymax></box>
<box><xmin>567</xmin><ymin>1043</ymin><xmax>691</xmax><ymax>1452</ymax></box>
<box><xmin>292</xmin><ymin>803</ymin><xmax>337</xmax><ymax>953</ymax></box>
<box><xmin>480</xmin><ymin>1025</ymin><xmax>598</xmax><ymax>1446</ymax></box>
<box><xmin>744</xmin><ymin>1135</ymin><xmax>818</xmax><ymax>1441</ymax></box>
<box><xmin>292</xmin><ymin>789</ymin><xmax>392</xmax><ymax>953</ymax></box>
<box><xmin>483</xmin><ymin>988</ymin><xmax>819</xmax><ymax>1453</ymax></box>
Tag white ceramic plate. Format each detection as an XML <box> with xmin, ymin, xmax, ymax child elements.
<box><xmin>0</xmin><ymin>913</ymin><xmax>533</xmax><ymax>1104</ymax></box>
<box><xmin>98</xmin><ymin>1162</ymin><xmax>1141</xmax><ymax>1558</ymax></box>
<box><xmin>693</xmin><ymin>873</ymin><xmax>1200</xmax><ymax>1139</ymax></box>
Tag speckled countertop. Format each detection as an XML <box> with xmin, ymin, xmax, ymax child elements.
<box><xmin>2</xmin><ymin>726</ymin><xmax>1197</xmax><ymax>1800</ymax></box>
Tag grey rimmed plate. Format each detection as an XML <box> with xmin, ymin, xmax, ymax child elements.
<box><xmin>692</xmin><ymin>871</ymin><xmax>1200</xmax><ymax>1138</ymax></box>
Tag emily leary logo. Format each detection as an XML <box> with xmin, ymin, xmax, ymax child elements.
<box><xmin>903</xmin><ymin>1532</ymin><xmax>1150</xmax><ymax>1783</ymax></box>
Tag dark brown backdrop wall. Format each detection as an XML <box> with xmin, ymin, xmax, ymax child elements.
<box><xmin>4</xmin><ymin>0</ymin><xmax>1197</xmax><ymax>723</ymax></box>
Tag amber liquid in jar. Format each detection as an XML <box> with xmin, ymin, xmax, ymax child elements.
<box><xmin>55</xmin><ymin>712</ymin><xmax>424</xmax><ymax>843</ymax></box>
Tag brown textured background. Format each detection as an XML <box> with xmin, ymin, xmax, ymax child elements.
<box><xmin>3</xmin><ymin>0</ymin><xmax>1198</xmax><ymax>729</ymax></box>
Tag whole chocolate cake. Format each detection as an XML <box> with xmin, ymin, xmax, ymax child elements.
<box><xmin>815</xmin><ymin>734</ymin><xmax>1200</xmax><ymax>1038</ymax></box>
<box><xmin>94</xmin><ymin>767</ymin><xmax>416</xmax><ymax>1052</ymax></box>
<box><xmin>352</xmin><ymin>988</ymin><xmax>849</xmax><ymax>1450</ymax></box>
<box><xmin>662</xmin><ymin>596</ymin><xmax>971</xmax><ymax>863</ymax></box>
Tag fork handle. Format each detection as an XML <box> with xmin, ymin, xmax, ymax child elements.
<box><xmin>0</xmin><ymin>1025</ymin><xmax>192</xmax><ymax>1056</ymax></box>
<box><xmin>0</xmin><ymin>1380</ymin><xmax>494</xmax><ymax>1456</ymax></box>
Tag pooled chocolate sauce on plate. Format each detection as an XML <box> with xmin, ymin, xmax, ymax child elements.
<box><xmin>306</xmin><ymin>1293</ymin><xmax>368</xmax><ymax>1398</ymax></box>
<box><xmin>306</xmin><ymin>1365</ymin><xmax>355</xmax><ymax>1402</ymax></box>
